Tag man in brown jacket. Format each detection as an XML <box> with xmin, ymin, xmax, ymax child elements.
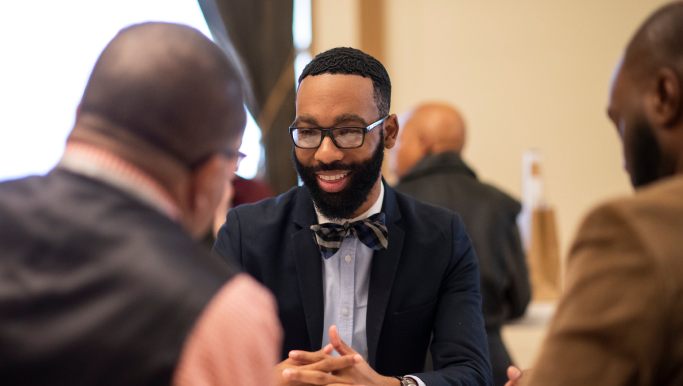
<box><xmin>507</xmin><ymin>2</ymin><xmax>683</xmax><ymax>385</ymax></box>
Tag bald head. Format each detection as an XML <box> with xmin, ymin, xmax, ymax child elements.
<box><xmin>79</xmin><ymin>22</ymin><xmax>246</xmax><ymax>166</ymax></box>
<box><xmin>623</xmin><ymin>1</ymin><xmax>683</xmax><ymax>86</ymax></box>
<box><xmin>394</xmin><ymin>103</ymin><xmax>466</xmax><ymax>178</ymax></box>
<box><xmin>607</xmin><ymin>2</ymin><xmax>683</xmax><ymax>188</ymax></box>
<box><xmin>404</xmin><ymin>103</ymin><xmax>466</xmax><ymax>152</ymax></box>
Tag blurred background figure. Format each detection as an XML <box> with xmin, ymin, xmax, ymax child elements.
<box><xmin>232</xmin><ymin>175</ymin><xmax>275</xmax><ymax>207</ymax></box>
<box><xmin>393</xmin><ymin>102</ymin><xmax>531</xmax><ymax>386</ymax></box>
<box><xmin>0</xmin><ymin>22</ymin><xmax>280</xmax><ymax>386</ymax></box>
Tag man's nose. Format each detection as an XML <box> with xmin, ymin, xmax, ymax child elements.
<box><xmin>314</xmin><ymin>136</ymin><xmax>344</xmax><ymax>164</ymax></box>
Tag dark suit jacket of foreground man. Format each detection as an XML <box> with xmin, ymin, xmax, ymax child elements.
<box><xmin>395</xmin><ymin>152</ymin><xmax>530</xmax><ymax>386</ymax></box>
<box><xmin>214</xmin><ymin>181</ymin><xmax>493</xmax><ymax>386</ymax></box>
<box><xmin>521</xmin><ymin>174</ymin><xmax>683</xmax><ymax>386</ymax></box>
<box><xmin>0</xmin><ymin>169</ymin><xmax>236</xmax><ymax>386</ymax></box>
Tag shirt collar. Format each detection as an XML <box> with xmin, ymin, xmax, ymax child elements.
<box><xmin>315</xmin><ymin>181</ymin><xmax>384</xmax><ymax>225</ymax></box>
<box><xmin>57</xmin><ymin>141</ymin><xmax>181</xmax><ymax>221</ymax></box>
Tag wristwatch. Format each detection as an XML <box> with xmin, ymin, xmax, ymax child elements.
<box><xmin>394</xmin><ymin>376</ymin><xmax>419</xmax><ymax>386</ymax></box>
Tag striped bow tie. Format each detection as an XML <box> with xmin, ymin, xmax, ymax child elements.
<box><xmin>310</xmin><ymin>213</ymin><xmax>389</xmax><ymax>259</ymax></box>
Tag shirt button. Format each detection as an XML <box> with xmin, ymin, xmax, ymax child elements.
<box><xmin>345</xmin><ymin>255</ymin><xmax>351</xmax><ymax>262</ymax></box>
<box><xmin>343</xmin><ymin>307</ymin><xmax>350</xmax><ymax>316</ymax></box>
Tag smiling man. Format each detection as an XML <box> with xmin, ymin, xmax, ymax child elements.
<box><xmin>213</xmin><ymin>47</ymin><xmax>492</xmax><ymax>386</ymax></box>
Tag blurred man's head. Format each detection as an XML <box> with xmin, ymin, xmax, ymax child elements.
<box><xmin>394</xmin><ymin>103</ymin><xmax>466</xmax><ymax>178</ymax></box>
<box><xmin>291</xmin><ymin>47</ymin><xmax>399</xmax><ymax>220</ymax></box>
<box><xmin>71</xmin><ymin>22</ymin><xmax>246</xmax><ymax>236</ymax></box>
<box><xmin>608</xmin><ymin>2</ymin><xmax>683</xmax><ymax>188</ymax></box>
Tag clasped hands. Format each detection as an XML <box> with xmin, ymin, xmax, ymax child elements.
<box><xmin>504</xmin><ymin>365</ymin><xmax>531</xmax><ymax>386</ymax></box>
<box><xmin>275</xmin><ymin>325</ymin><xmax>399</xmax><ymax>386</ymax></box>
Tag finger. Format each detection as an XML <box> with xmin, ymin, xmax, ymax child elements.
<box><xmin>308</xmin><ymin>353</ymin><xmax>363</xmax><ymax>372</ymax></box>
<box><xmin>504</xmin><ymin>379</ymin><xmax>519</xmax><ymax>386</ymax></box>
<box><xmin>507</xmin><ymin>366</ymin><xmax>522</xmax><ymax>381</ymax></box>
<box><xmin>282</xmin><ymin>369</ymin><xmax>348</xmax><ymax>385</ymax></box>
<box><xmin>329</xmin><ymin>325</ymin><xmax>356</xmax><ymax>355</ymax></box>
<box><xmin>327</xmin><ymin>383</ymin><xmax>365</xmax><ymax>386</ymax></box>
<box><xmin>289</xmin><ymin>349</ymin><xmax>327</xmax><ymax>364</ymax></box>
<box><xmin>289</xmin><ymin>345</ymin><xmax>337</xmax><ymax>364</ymax></box>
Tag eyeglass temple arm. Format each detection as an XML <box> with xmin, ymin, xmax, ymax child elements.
<box><xmin>366</xmin><ymin>115</ymin><xmax>390</xmax><ymax>132</ymax></box>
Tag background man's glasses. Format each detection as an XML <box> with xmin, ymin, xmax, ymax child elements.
<box><xmin>289</xmin><ymin>115</ymin><xmax>389</xmax><ymax>149</ymax></box>
<box><xmin>220</xmin><ymin>149</ymin><xmax>246</xmax><ymax>166</ymax></box>
<box><xmin>190</xmin><ymin>149</ymin><xmax>245</xmax><ymax>171</ymax></box>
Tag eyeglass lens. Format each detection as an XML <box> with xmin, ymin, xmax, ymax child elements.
<box><xmin>292</xmin><ymin>127</ymin><xmax>365</xmax><ymax>148</ymax></box>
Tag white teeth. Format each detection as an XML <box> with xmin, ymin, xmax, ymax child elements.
<box><xmin>318</xmin><ymin>173</ymin><xmax>348</xmax><ymax>181</ymax></box>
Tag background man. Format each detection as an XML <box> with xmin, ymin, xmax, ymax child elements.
<box><xmin>394</xmin><ymin>103</ymin><xmax>531</xmax><ymax>386</ymax></box>
<box><xmin>507</xmin><ymin>2</ymin><xmax>683</xmax><ymax>385</ymax></box>
<box><xmin>0</xmin><ymin>23</ymin><xmax>283</xmax><ymax>386</ymax></box>
<box><xmin>214</xmin><ymin>47</ymin><xmax>493</xmax><ymax>386</ymax></box>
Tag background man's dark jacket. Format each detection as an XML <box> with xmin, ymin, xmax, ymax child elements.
<box><xmin>0</xmin><ymin>170</ymin><xmax>237</xmax><ymax>386</ymax></box>
<box><xmin>395</xmin><ymin>152</ymin><xmax>531</xmax><ymax>386</ymax></box>
<box><xmin>213</xmin><ymin>181</ymin><xmax>494</xmax><ymax>386</ymax></box>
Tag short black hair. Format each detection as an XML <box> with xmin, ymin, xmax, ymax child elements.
<box><xmin>625</xmin><ymin>2</ymin><xmax>683</xmax><ymax>84</ymax></box>
<box><xmin>298</xmin><ymin>47</ymin><xmax>391</xmax><ymax>117</ymax></box>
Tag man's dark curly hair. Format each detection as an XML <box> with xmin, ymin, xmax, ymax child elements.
<box><xmin>298</xmin><ymin>47</ymin><xmax>391</xmax><ymax>117</ymax></box>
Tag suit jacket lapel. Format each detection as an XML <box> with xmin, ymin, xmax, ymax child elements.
<box><xmin>291</xmin><ymin>188</ymin><xmax>325</xmax><ymax>351</ymax></box>
<box><xmin>367</xmin><ymin>182</ymin><xmax>404</xmax><ymax>368</ymax></box>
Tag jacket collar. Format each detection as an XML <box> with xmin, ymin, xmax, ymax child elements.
<box><xmin>400</xmin><ymin>151</ymin><xmax>477</xmax><ymax>184</ymax></box>
<box><xmin>367</xmin><ymin>180</ymin><xmax>403</xmax><ymax>368</ymax></box>
<box><xmin>292</xmin><ymin>185</ymin><xmax>317</xmax><ymax>228</ymax></box>
<box><xmin>58</xmin><ymin>141</ymin><xmax>180</xmax><ymax>221</ymax></box>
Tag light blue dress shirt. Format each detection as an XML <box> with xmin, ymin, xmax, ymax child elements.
<box><xmin>320</xmin><ymin>229</ymin><xmax>374</xmax><ymax>357</ymax></box>
<box><xmin>314</xmin><ymin>183</ymin><xmax>426</xmax><ymax>386</ymax></box>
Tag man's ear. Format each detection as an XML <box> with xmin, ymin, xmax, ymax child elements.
<box><xmin>383</xmin><ymin>114</ymin><xmax>400</xmax><ymax>149</ymax></box>
<box><xmin>645</xmin><ymin>67</ymin><xmax>681</xmax><ymax>128</ymax></box>
<box><xmin>184</xmin><ymin>155</ymin><xmax>226</xmax><ymax>238</ymax></box>
<box><xmin>418</xmin><ymin>133</ymin><xmax>434</xmax><ymax>156</ymax></box>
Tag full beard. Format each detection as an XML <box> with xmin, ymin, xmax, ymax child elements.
<box><xmin>292</xmin><ymin>134</ymin><xmax>385</xmax><ymax>220</ymax></box>
<box><xmin>628</xmin><ymin>118</ymin><xmax>675</xmax><ymax>188</ymax></box>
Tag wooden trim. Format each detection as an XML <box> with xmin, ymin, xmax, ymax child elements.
<box><xmin>256</xmin><ymin>49</ymin><xmax>296</xmax><ymax>136</ymax></box>
<box><xmin>359</xmin><ymin>0</ymin><xmax>385</xmax><ymax>63</ymax></box>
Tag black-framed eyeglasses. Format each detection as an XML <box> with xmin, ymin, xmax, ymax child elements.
<box><xmin>289</xmin><ymin>115</ymin><xmax>389</xmax><ymax>149</ymax></box>
<box><xmin>220</xmin><ymin>149</ymin><xmax>246</xmax><ymax>166</ymax></box>
<box><xmin>190</xmin><ymin>150</ymin><xmax>246</xmax><ymax>171</ymax></box>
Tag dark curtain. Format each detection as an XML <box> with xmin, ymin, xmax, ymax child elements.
<box><xmin>199</xmin><ymin>0</ymin><xmax>298</xmax><ymax>195</ymax></box>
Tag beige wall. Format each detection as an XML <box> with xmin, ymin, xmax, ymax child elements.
<box><xmin>311</xmin><ymin>0</ymin><xmax>359</xmax><ymax>55</ymax></box>
<box><xmin>313</xmin><ymin>0</ymin><xmax>670</xmax><ymax>258</ymax></box>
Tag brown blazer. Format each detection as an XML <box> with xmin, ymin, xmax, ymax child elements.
<box><xmin>523</xmin><ymin>174</ymin><xmax>683</xmax><ymax>386</ymax></box>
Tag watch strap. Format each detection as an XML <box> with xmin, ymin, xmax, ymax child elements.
<box><xmin>393</xmin><ymin>376</ymin><xmax>419</xmax><ymax>386</ymax></box>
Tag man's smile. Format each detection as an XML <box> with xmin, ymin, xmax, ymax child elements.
<box><xmin>316</xmin><ymin>171</ymin><xmax>351</xmax><ymax>192</ymax></box>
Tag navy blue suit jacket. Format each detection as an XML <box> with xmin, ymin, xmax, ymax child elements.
<box><xmin>213</xmin><ymin>182</ymin><xmax>493</xmax><ymax>386</ymax></box>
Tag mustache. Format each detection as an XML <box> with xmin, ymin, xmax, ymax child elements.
<box><xmin>304</xmin><ymin>161</ymin><xmax>358</xmax><ymax>172</ymax></box>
